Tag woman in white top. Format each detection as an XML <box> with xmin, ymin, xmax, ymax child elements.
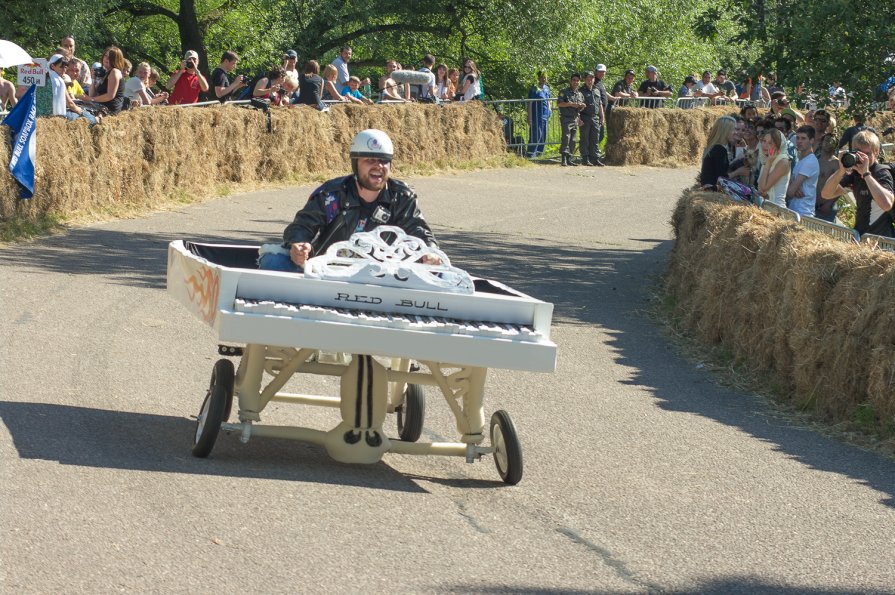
<box><xmin>458</xmin><ymin>59</ymin><xmax>480</xmax><ymax>101</ymax></box>
<box><xmin>124</xmin><ymin>62</ymin><xmax>168</xmax><ymax>106</ymax></box>
<box><xmin>757</xmin><ymin>128</ymin><xmax>791</xmax><ymax>207</ymax></box>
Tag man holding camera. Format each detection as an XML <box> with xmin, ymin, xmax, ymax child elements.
<box><xmin>820</xmin><ymin>130</ymin><xmax>895</xmax><ymax>237</ymax></box>
<box><xmin>637</xmin><ymin>65</ymin><xmax>671</xmax><ymax>108</ymax></box>
<box><xmin>211</xmin><ymin>51</ymin><xmax>247</xmax><ymax>103</ymax></box>
<box><xmin>169</xmin><ymin>50</ymin><xmax>209</xmax><ymax>105</ymax></box>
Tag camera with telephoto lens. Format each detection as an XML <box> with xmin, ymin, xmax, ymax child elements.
<box><xmin>840</xmin><ymin>151</ymin><xmax>859</xmax><ymax>169</ymax></box>
<box><xmin>187</xmin><ymin>59</ymin><xmax>198</xmax><ymax>70</ymax></box>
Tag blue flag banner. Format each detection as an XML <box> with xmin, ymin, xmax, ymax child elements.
<box><xmin>2</xmin><ymin>84</ymin><xmax>37</xmax><ymax>199</ymax></box>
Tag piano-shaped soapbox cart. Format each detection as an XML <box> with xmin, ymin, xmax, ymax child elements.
<box><xmin>167</xmin><ymin>228</ymin><xmax>556</xmax><ymax>484</ymax></box>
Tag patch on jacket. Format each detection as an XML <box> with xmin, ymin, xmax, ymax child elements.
<box><xmin>323</xmin><ymin>193</ymin><xmax>339</xmax><ymax>223</ymax></box>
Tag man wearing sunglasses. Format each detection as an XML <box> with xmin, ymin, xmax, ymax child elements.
<box><xmin>259</xmin><ymin>129</ymin><xmax>440</xmax><ymax>272</ymax></box>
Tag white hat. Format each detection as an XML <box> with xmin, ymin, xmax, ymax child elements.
<box><xmin>595</xmin><ymin>64</ymin><xmax>607</xmax><ymax>72</ymax></box>
<box><xmin>48</xmin><ymin>54</ymin><xmax>65</xmax><ymax>66</ymax></box>
<box><xmin>183</xmin><ymin>50</ymin><xmax>199</xmax><ymax>61</ymax></box>
<box><xmin>350</xmin><ymin>129</ymin><xmax>394</xmax><ymax>160</ymax></box>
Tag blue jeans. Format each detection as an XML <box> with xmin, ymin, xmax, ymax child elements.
<box><xmin>527</xmin><ymin>119</ymin><xmax>548</xmax><ymax>156</ymax></box>
<box><xmin>66</xmin><ymin>110</ymin><xmax>97</xmax><ymax>125</ymax></box>
<box><xmin>257</xmin><ymin>251</ymin><xmax>303</xmax><ymax>273</ymax></box>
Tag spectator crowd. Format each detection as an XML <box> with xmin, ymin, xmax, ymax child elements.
<box><xmin>0</xmin><ymin>37</ymin><xmax>487</xmax><ymax>122</ymax></box>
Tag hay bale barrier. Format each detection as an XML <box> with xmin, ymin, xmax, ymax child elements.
<box><xmin>605</xmin><ymin>106</ymin><xmax>736</xmax><ymax>167</ymax></box>
<box><xmin>667</xmin><ymin>190</ymin><xmax>895</xmax><ymax>430</ymax></box>
<box><xmin>0</xmin><ymin>102</ymin><xmax>505</xmax><ymax>223</ymax></box>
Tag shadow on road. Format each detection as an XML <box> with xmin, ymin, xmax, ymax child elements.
<box><xmin>443</xmin><ymin>581</ymin><xmax>875</xmax><ymax>594</ymax></box>
<box><xmin>0</xmin><ymin>226</ymin><xmax>274</xmax><ymax>289</ymax></box>
<box><xmin>439</xmin><ymin>229</ymin><xmax>895</xmax><ymax>510</ymax></box>
<box><xmin>0</xmin><ymin>401</ymin><xmax>426</xmax><ymax>493</ymax></box>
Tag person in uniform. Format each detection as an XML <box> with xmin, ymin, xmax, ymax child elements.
<box><xmin>526</xmin><ymin>71</ymin><xmax>552</xmax><ymax>158</ymax></box>
<box><xmin>259</xmin><ymin>129</ymin><xmax>441</xmax><ymax>272</ymax></box>
<box><xmin>557</xmin><ymin>73</ymin><xmax>586</xmax><ymax>166</ymax></box>
<box><xmin>578</xmin><ymin>71</ymin><xmax>601</xmax><ymax>166</ymax></box>
<box><xmin>593</xmin><ymin>64</ymin><xmax>609</xmax><ymax>166</ymax></box>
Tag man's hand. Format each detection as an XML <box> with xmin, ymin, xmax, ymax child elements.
<box><xmin>420</xmin><ymin>254</ymin><xmax>442</xmax><ymax>265</ymax></box>
<box><xmin>853</xmin><ymin>151</ymin><xmax>870</xmax><ymax>176</ymax></box>
<box><xmin>290</xmin><ymin>242</ymin><xmax>312</xmax><ymax>266</ymax></box>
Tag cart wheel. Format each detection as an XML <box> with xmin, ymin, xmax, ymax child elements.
<box><xmin>396</xmin><ymin>384</ymin><xmax>425</xmax><ymax>442</ymax></box>
<box><xmin>192</xmin><ymin>360</ymin><xmax>233</xmax><ymax>458</ymax></box>
<box><xmin>490</xmin><ymin>410</ymin><xmax>523</xmax><ymax>485</ymax></box>
<box><xmin>212</xmin><ymin>359</ymin><xmax>235</xmax><ymax>422</ymax></box>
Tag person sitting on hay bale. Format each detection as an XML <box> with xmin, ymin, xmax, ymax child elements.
<box><xmin>821</xmin><ymin>129</ymin><xmax>895</xmax><ymax>238</ymax></box>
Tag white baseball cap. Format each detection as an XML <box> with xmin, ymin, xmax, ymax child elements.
<box><xmin>595</xmin><ymin>64</ymin><xmax>607</xmax><ymax>72</ymax></box>
<box><xmin>184</xmin><ymin>50</ymin><xmax>199</xmax><ymax>61</ymax></box>
<box><xmin>48</xmin><ymin>54</ymin><xmax>65</xmax><ymax>66</ymax></box>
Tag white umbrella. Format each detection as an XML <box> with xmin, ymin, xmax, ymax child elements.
<box><xmin>0</xmin><ymin>40</ymin><xmax>35</xmax><ymax>68</ymax></box>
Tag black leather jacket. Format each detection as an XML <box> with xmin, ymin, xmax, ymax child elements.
<box><xmin>283</xmin><ymin>175</ymin><xmax>438</xmax><ymax>256</ymax></box>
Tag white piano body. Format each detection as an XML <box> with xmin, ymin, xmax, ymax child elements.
<box><xmin>166</xmin><ymin>228</ymin><xmax>556</xmax><ymax>484</ymax></box>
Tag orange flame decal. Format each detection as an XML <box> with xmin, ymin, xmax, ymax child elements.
<box><xmin>185</xmin><ymin>267</ymin><xmax>220</xmax><ymax>324</ymax></box>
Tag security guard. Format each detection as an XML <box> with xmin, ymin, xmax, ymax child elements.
<box><xmin>557</xmin><ymin>73</ymin><xmax>585</xmax><ymax>166</ymax></box>
<box><xmin>593</xmin><ymin>64</ymin><xmax>609</xmax><ymax>166</ymax></box>
<box><xmin>579</xmin><ymin>71</ymin><xmax>601</xmax><ymax>166</ymax></box>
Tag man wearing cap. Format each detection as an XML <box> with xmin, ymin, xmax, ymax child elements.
<box><xmin>211</xmin><ymin>51</ymin><xmax>247</xmax><ymax>103</ymax></box>
<box><xmin>282</xmin><ymin>50</ymin><xmax>299</xmax><ymax>79</ymax></box>
<box><xmin>610</xmin><ymin>69</ymin><xmax>638</xmax><ymax>107</ymax></box>
<box><xmin>678</xmin><ymin>75</ymin><xmax>697</xmax><ymax>98</ymax></box>
<box><xmin>557</xmin><ymin>73</ymin><xmax>586</xmax><ymax>166</ymax></box>
<box><xmin>578</xmin><ymin>71</ymin><xmax>603</xmax><ymax>166</ymax></box>
<box><xmin>259</xmin><ymin>129</ymin><xmax>440</xmax><ymax>272</ymax></box>
<box><xmin>169</xmin><ymin>50</ymin><xmax>209</xmax><ymax>105</ymax></box>
<box><xmin>637</xmin><ymin>66</ymin><xmax>671</xmax><ymax>107</ymax></box>
<box><xmin>332</xmin><ymin>46</ymin><xmax>352</xmax><ymax>88</ymax></box>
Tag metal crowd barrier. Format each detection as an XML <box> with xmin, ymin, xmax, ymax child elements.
<box><xmin>675</xmin><ymin>97</ymin><xmax>708</xmax><ymax>109</ymax></box>
<box><xmin>485</xmin><ymin>98</ymin><xmax>563</xmax><ymax>157</ymax></box>
<box><xmin>860</xmin><ymin>233</ymin><xmax>895</xmax><ymax>252</ymax></box>
<box><xmin>761</xmin><ymin>201</ymin><xmax>801</xmax><ymax>222</ymax></box>
<box><xmin>800</xmin><ymin>214</ymin><xmax>860</xmax><ymax>244</ymax></box>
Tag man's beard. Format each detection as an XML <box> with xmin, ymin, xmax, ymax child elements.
<box><xmin>357</xmin><ymin>170</ymin><xmax>387</xmax><ymax>192</ymax></box>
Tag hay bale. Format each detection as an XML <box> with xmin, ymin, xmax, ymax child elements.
<box><xmin>667</xmin><ymin>191</ymin><xmax>895</xmax><ymax>428</ymax></box>
<box><xmin>0</xmin><ymin>102</ymin><xmax>505</xmax><ymax>223</ymax></box>
<box><xmin>606</xmin><ymin>106</ymin><xmax>737</xmax><ymax>167</ymax></box>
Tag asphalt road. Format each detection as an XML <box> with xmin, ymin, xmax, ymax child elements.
<box><xmin>2</xmin><ymin>164</ymin><xmax>894</xmax><ymax>594</ymax></box>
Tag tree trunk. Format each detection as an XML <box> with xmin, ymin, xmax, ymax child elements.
<box><xmin>178</xmin><ymin>0</ymin><xmax>208</xmax><ymax>75</ymax></box>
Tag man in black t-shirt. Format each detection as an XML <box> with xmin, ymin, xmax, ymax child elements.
<box><xmin>820</xmin><ymin>130</ymin><xmax>895</xmax><ymax>237</ymax></box>
<box><xmin>211</xmin><ymin>51</ymin><xmax>246</xmax><ymax>103</ymax></box>
<box><xmin>637</xmin><ymin>65</ymin><xmax>671</xmax><ymax>108</ymax></box>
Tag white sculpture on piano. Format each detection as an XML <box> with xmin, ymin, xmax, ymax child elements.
<box><xmin>302</xmin><ymin>226</ymin><xmax>474</xmax><ymax>294</ymax></box>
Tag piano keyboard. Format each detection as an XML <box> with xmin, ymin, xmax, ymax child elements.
<box><xmin>234</xmin><ymin>299</ymin><xmax>544</xmax><ymax>342</ymax></box>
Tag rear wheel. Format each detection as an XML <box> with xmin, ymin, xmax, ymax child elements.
<box><xmin>396</xmin><ymin>383</ymin><xmax>425</xmax><ymax>442</ymax></box>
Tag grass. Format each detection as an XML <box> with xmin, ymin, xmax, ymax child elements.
<box><xmin>649</xmin><ymin>279</ymin><xmax>895</xmax><ymax>460</ymax></box>
<box><xmin>0</xmin><ymin>213</ymin><xmax>68</xmax><ymax>242</ymax></box>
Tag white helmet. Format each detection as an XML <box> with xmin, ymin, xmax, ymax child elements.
<box><xmin>350</xmin><ymin>129</ymin><xmax>394</xmax><ymax>160</ymax></box>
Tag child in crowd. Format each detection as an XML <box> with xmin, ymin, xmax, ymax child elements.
<box><xmin>341</xmin><ymin>76</ymin><xmax>372</xmax><ymax>104</ymax></box>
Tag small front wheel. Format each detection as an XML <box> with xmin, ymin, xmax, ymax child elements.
<box><xmin>490</xmin><ymin>410</ymin><xmax>523</xmax><ymax>485</ymax></box>
<box><xmin>192</xmin><ymin>359</ymin><xmax>233</xmax><ymax>457</ymax></box>
<box><xmin>396</xmin><ymin>384</ymin><xmax>425</xmax><ymax>442</ymax></box>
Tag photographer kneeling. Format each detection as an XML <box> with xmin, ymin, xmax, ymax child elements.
<box><xmin>820</xmin><ymin>130</ymin><xmax>895</xmax><ymax>237</ymax></box>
